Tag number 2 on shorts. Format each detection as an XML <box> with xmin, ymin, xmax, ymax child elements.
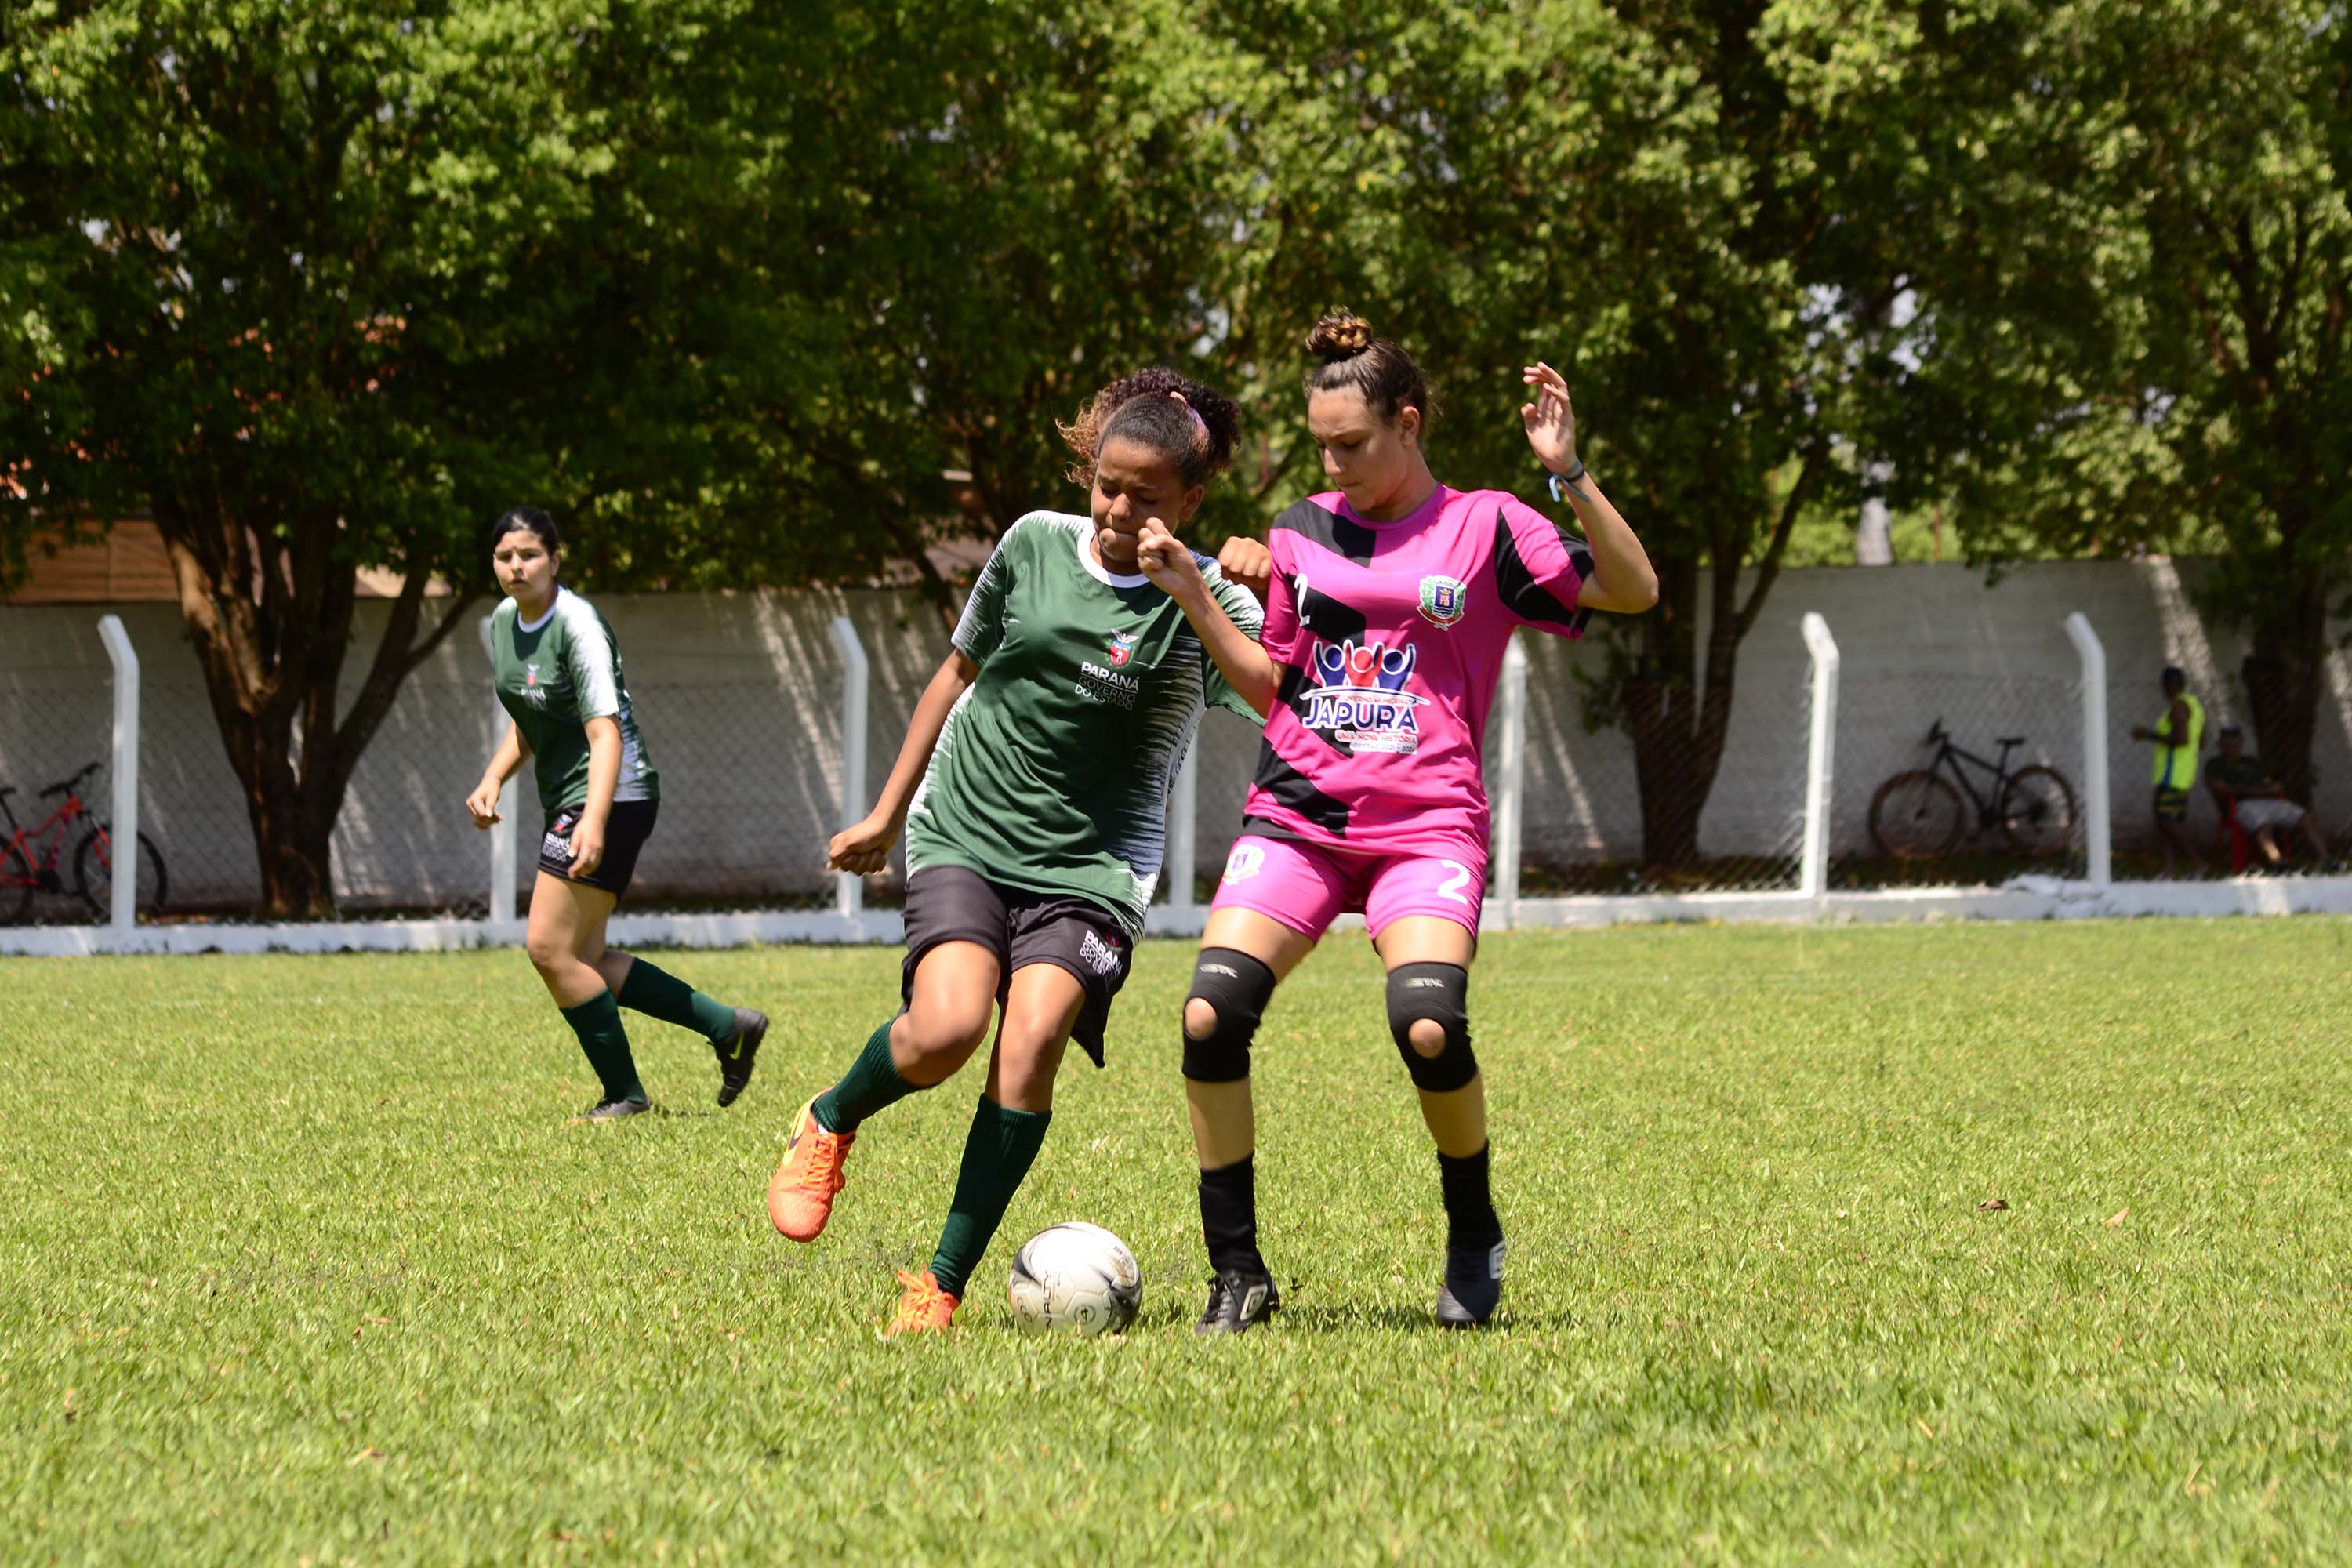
<box><xmin>1436</xmin><ymin>860</ymin><xmax>1474</xmax><ymax>904</ymax></box>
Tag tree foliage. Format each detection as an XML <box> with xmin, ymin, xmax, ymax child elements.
<box><xmin>1904</xmin><ymin>0</ymin><xmax>2352</xmax><ymax>800</ymax></box>
<box><xmin>1163</xmin><ymin>0</ymin><xmax>2022</xmax><ymax>866</ymax></box>
<box><xmin>9</xmin><ymin>0</ymin><xmax>2347</xmax><ymax>904</ymax></box>
<box><xmin>1</xmin><ymin>0</ymin><xmax>770</xmax><ymax>913</ymax></box>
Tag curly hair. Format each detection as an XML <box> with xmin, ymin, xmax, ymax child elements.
<box><xmin>1305</xmin><ymin>310</ymin><xmax>1436</xmax><ymax>430</ymax></box>
<box><xmin>1058</xmin><ymin>367</ymin><xmax>1241</xmax><ymax>488</ymax></box>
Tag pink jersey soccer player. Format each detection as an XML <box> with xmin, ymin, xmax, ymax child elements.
<box><xmin>1136</xmin><ymin>311</ymin><xmax>1658</xmax><ymax>1333</ymax></box>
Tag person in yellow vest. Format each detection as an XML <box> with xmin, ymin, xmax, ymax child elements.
<box><xmin>2130</xmin><ymin>665</ymin><xmax>2205</xmax><ymax>877</ymax></box>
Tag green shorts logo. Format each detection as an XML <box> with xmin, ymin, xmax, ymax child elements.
<box><xmin>1417</xmin><ymin>574</ymin><xmax>1468</xmax><ymax>630</ymax></box>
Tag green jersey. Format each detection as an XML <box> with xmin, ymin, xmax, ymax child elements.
<box><xmin>906</xmin><ymin>512</ymin><xmax>1265</xmax><ymax>934</ymax></box>
<box><xmin>491</xmin><ymin>587</ymin><xmax>659</xmax><ymax>815</ymax></box>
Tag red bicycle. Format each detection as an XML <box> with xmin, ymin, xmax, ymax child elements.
<box><xmin>1</xmin><ymin>761</ymin><xmax>168</xmax><ymax>925</ymax></box>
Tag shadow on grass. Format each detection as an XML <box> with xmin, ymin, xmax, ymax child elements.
<box><xmin>1260</xmin><ymin>1301</ymin><xmax>1581</xmax><ymax>1334</ymax></box>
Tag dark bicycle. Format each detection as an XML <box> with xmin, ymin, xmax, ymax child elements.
<box><xmin>1868</xmin><ymin>720</ymin><xmax>2079</xmax><ymax>860</ymax></box>
<box><xmin>0</xmin><ymin>761</ymin><xmax>169</xmax><ymax>924</ymax></box>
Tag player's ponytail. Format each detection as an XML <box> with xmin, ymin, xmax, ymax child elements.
<box><xmin>1059</xmin><ymin>368</ymin><xmax>1240</xmax><ymax>488</ymax></box>
<box><xmin>1305</xmin><ymin>310</ymin><xmax>1436</xmax><ymax>432</ymax></box>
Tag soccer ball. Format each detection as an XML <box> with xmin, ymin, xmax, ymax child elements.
<box><xmin>1007</xmin><ymin>1221</ymin><xmax>1142</xmax><ymax>1336</ymax></box>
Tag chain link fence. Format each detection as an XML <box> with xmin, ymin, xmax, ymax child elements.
<box><xmin>1832</xmin><ymin>666</ymin><xmax>2087</xmax><ymax>889</ymax></box>
<box><xmin>2115</xmin><ymin>677</ymin><xmax>2344</xmax><ymax>883</ymax></box>
<box><xmin>0</xmin><ymin>595</ymin><xmax>954</xmax><ymax>927</ymax></box>
<box><xmin>0</xmin><ymin>619</ymin><xmax>119</xmax><ymax>925</ymax></box>
<box><xmin>1502</xmin><ymin>629</ymin><xmax>1809</xmax><ymax>895</ymax></box>
<box><xmin>1123</xmin><ymin>620</ymin><xmax>1818</xmax><ymax>907</ymax></box>
<box><xmin>8</xmin><ymin>563</ymin><xmax>2352</xmax><ymax>933</ymax></box>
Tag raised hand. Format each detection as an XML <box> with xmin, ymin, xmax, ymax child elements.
<box><xmin>1520</xmin><ymin>361</ymin><xmax>1580</xmax><ymax>474</ymax></box>
<box><xmin>828</xmin><ymin>811</ymin><xmax>898</xmax><ymax>876</ymax></box>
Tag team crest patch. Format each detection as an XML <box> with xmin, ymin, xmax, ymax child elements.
<box><xmin>1222</xmin><ymin>844</ymin><xmax>1265</xmax><ymax>883</ymax></box>
<box><xmin>1105</xmin><ymin>630</ymin><xmax>1138</xmax><ymax>667</ymax></box>
<box><xmin>1417</xmin><ymin>574</ymin><xmax>1469</xmax><ymax>630</ymax></box>
<box><xmin>522</xmin><ymin>662</ymin><xmax>548</xmax><ymax>706</ymax></box>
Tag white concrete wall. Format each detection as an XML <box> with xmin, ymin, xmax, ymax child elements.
<box><xmin>3</xmin><ymin>559</ymin><xmax>2339</xmax><ymax>914</ymax></box>
<box><xmin>1743</xmin><ymin>557</ymin><xmax>2352</xmax><ymax>862</ymax></box>
<box><xmin>0</xmin><ymin>590</ymin><xmax>947</xmax><ymax>913</ymax></box>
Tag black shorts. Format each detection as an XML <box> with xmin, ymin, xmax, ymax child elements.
<box><xmin>2153</xmin><ymin>786</ymin><xmax>2191</xmax><ymax>823</ymax></box>
<box><xmin>900</xmin><ymin>865</ymin><xmax>1134</xmax><ymax>1068</ymax></box>
<box><xmin>539</xmin><ymin>799</ymin><xmax>659</xmax><ymax>898</ymax></box>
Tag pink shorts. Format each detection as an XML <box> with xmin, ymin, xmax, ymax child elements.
<box><xmin>1209</xmin><ymin>833</ymin><xmax>1484</xmax><ymax>942</ymax></box>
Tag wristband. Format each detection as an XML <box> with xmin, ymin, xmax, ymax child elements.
<box><xmin>1546</xmin><ymin>460</ymin><xmax>1587</xmax><ymax>503</ymax></box>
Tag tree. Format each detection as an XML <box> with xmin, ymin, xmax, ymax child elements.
<box><xmin>675</xmin><ymin>0</ymin><xmax>1284</xmax><ymax>624</ymax></box>
<box><xmin>0</xmin><ymin>1</ymin><xmax>768</xmax><ymax>914</ymax></box>
<box><xmin>1907</xmin><ymin>0</ymin><xmax>2351</xmax><ymax>802</ymax></box>
<box><xmin>1186</xmin><ymin>0</ymin><xmax>2019</xmax><ymax>870</ymax></box>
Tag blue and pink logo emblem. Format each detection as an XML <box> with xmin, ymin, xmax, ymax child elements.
<box><xmin>1302</xmin><ymin>638</ymin><xmax>1423</xmax><ymax>754</ymax></box>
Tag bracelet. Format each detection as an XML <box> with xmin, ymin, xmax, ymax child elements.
<box><xmin>1546</xmin><ymin>460</ymin><xmax>1587</xmax><ymax>503</ymax></box>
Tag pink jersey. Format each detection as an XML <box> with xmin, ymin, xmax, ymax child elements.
<box><xmin>1242</xmin><ymin>484</ymin><xmax>1590</xmax><ymax>862</ymax></box>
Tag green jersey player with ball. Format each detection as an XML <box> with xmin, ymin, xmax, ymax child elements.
<box><xmin>767</xmin><ymin>371</ymin><xmax>1266</xmax><ymax>1335</ymax></box>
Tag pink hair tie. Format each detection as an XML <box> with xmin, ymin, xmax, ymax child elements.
<box><xmin>1169</xmin><ymin>391</ymin><xmax>1210</xmax><ymax>442</ymax></box>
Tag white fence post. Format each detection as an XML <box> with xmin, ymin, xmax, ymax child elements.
<box><xmin>477</xmin><ymin>615</ymin><xmax>517</xmax><ymax>929</ymax></box>
<box><xmin>1490</xmin><ymin>635</ymin><xmax>1530</xmax><ymax>931</ymax></box>
<box><xmin>2064</xmin><ymin>611</ymin><xmax>2111</xmax><ymax>887</ymax></box>
<box><xmin>1798</xmin><ymin>612</ymin><xmax>1841</xmax><ymax>901</ymax></box>
<box><xmin>830</xmin><ymin>615</ymin><xmax>869</xmax><ymax>927</ymax></box>
<box><xmin>95</xmin><ymin>615</ymin><xmax>140</xmax><ymax>941</ymax></box>
<box><xmin>1166</xmin><ymin>742</ymin><xmax>1200</xmax><ymax>919</ymax></box>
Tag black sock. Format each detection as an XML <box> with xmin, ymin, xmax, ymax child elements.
<box><xmin>1199</xmin><ymin>1156</ymin><xmax>1264</xmax><ymax>1278</ymax></box>
<box><xmin>1438</xmin><ymin>1143</ymin><xmax>1501</xmax><ymax>1243</ymax></box>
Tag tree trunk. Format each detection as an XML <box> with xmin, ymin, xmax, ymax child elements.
<box><xmin>1613</xmin><ymin>453</ymin><xmax>1820</xmax><ymax>876</ymax></box>
<box><xmin>2241</xmin><ymin>564</ymin><xmax>2329</xmax><ymax>804</ymax></box>
<box><xmin>155</xmin><ymin>500</ymin><xmax>475</xmax><ymax>918</ymax></box>
<box><xmin>241</xmin><ymin>736</ymin><xmax>341</xmax><ymax>917</ymax></box>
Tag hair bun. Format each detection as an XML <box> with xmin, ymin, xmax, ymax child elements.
<box><xmin>1307</xmin><ymin>310</ymin><xmax>1376</xmax><ymax>362</ymax></box>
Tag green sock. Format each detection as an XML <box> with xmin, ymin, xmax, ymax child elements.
<box><xmin>928</xmin><ymin>1096</ymin><xmax>1051</xmax><ymax>1299</ymax></box>
<box><xmin>615</xmin><ymin>957</ymin><xmax>738</xmax><ymax>1043</ymax></box>
<box><xmin>812</xmin><ymin>1019</ymin><xmax>919</xmax><ymax>1133</ymax></box>
<box><xmin>558</xmin><ymin>991</ymin><xmax>645</xmax><ymax>1105</ymax></box>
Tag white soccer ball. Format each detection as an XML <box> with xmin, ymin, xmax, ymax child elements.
<box><xmin>1007</xmin><ymin>1221</ymin><xmax>1142</xmax><ymax>1336</ymax></box>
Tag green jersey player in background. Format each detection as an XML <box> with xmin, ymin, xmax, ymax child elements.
<box><xmin>466</xmin><ymin>508</ymin><xmax>768</xmax><ymax>1120</ymax></box>
<box><xmin>766</xmin><ymin>371</ymin><xmax>1266</xmax><ymax>1334</ymax></box>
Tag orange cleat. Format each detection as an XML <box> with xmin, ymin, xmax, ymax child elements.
<box><xmin>767</xmin><ymin>1097</ymin><xmax>855</xmax><ymax>1242</ymax></box>
<box><xmin>884</xmin><ymin>1269</ymin><xmax>960</xmax><ymax>1337</ymax></box>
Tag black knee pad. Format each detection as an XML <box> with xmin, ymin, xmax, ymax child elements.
<box><xmin>1388</xmin><ymin>962</ymin><xmax>1476</xmax><ymax>1093</ymax></box>
<box><xmin>1183</xmin><ymin>948</ymin><xmax>1276</xmax><ymax>1083</ymax></box>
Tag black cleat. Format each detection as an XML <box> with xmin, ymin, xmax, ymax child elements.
<box><xmin>714</xmin><ymin>1007</ymin><xmax>768</xmax><ymax>1108</ymax></box>
<box><xmin>1436</xmin><ymin>1232</ymin><xmax>1505</xmax><ymax>1327</ymax></box>
<box><xmin>1195</xmin><ymin>1268</ymin><xmax>1280</xmax><ymax>1336</ymax></box>
<box><xmin>572</xmin><ymin>1096</ymin><xmax>651</xmax><ymax>1123</ymax></box>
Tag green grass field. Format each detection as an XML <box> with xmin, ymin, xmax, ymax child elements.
<box><xmin>7</xmin><ymin>919</ymin><xmax>2351</xmax><ymax>1564</ymax></box>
